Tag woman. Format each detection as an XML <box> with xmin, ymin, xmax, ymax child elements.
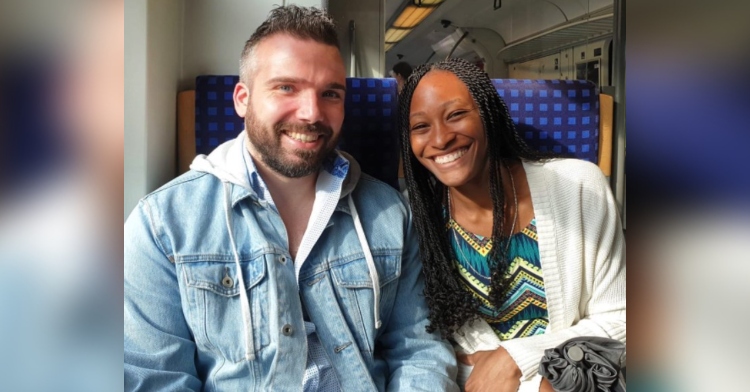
<box><xmin>398</xmin><ymin>58</ymin><xmax>626</xmax><ymax>392</ymax></box>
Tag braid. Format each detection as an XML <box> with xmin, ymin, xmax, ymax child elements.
<box><xmin>399</xmin><ymin>58</ymin><xmax>556</xmax><ymax>336</ymax></box>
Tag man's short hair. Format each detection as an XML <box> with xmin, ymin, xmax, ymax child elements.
<box><xmin>239</xmin><ymin>5</ymin><xmax>339</xmax><ymax>82</ymax></box>
<box><xmin>392</xmin><ymin>61</ymin><xmax>413</xmax><ymax>79</ymax></box>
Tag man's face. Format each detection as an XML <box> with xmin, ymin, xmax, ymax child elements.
<box><xmin>233</xmin><ymin>33</ymin><xmax>346</xmax><ymax>178</ymax></box>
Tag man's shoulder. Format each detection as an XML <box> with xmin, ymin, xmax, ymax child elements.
<box><xmin>348</xmin><ymin>173</ymin><xmax>410</xmax><ymax>224</ymax></box>
<box><xmin>142</xmin><ymin>170</ymin><xmax>218</xmax><ymax>202</ymax></box>
<box><xmin>354</xmin><ymin>173</ymin><xmax>406</xmax><ymax>203</ymax></box>
<box><xmin>126</xmin><ymin>171</ymin><xmax>226</xmax><ymax>239</ymax></box>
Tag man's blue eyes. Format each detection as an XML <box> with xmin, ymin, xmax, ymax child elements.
<box><xmin>276</xmin><ymin>86</ymin><xmax>342</xmax><ymax>99</ymax></box>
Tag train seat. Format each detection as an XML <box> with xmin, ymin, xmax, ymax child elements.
<box><xmin>177</xmin><ymin>76</ymin><xmax>613</xmax><ymax>189</ymax></box>
<box><xmin>491</xmin><ymin>79</ymin><xmax>612</xmax><ymax>176</ymax></box>
<box><xmin>178</xmin><ymin>75</ymin><xmax>401</xmax><ymax>189</ymax></box>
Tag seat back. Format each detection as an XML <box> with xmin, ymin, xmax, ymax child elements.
<box><xmin>192</xmin><ymin>75</ymin><xmax>401</xmax><ymax>188</ymax></box>
<box><xmin>338</xmin><ymin>78</ymin><xmax>399</xmax><ymax>189</ymax></box>
<box><xmin>193</xmin><ymin>75</ymin><xmax>242</xmax><ymax>153</ymax></box>
<box><xmin>182</xmin><ymin>76</ymin><xmax>609</xmax><ymax>185</ymax></box>
<box><xmin>491</xmin><ymin>79</ymin><xmax>600</xmax><ymax>164</ymax></box>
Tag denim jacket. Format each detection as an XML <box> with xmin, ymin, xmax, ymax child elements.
<box><xmin>124</xmin><ymin>133</ymin><xmax>458</xmax><ymax>391</ymax></box>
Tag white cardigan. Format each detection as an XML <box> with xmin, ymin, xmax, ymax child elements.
<box><xmin>453</xmin><ymin>159</ymin><xmax>626</xmax><ymax>392</ymax></box>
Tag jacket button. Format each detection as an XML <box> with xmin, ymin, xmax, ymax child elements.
<box><xmin>279</xmin><ymin>256</ymin><xmax>287</xmax><ymax>264</ymax></box>
<box><xmin>221</xmin><ymin>276</ymin><xmax>234</xmax><ymax>288</ymax></box>
<box><xmin>281</xmin><ymin>324</ymin><xmax>294</xmax><ymax>336</ymax></box>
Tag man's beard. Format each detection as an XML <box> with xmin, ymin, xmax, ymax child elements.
<box><xmin>245</xmin><ymin>114</ymin><xmax>337</xmax><ymax>178</ymax></box>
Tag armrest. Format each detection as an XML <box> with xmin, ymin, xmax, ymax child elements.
<box><xmin>598</xmin><ymin>93</ymin><xmax>614</xmax><ymax>177</ymax></box>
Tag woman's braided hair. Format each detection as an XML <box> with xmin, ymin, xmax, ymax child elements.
<box><xmin>398</xmin><ymin>58</ymin><xmax>555</xmax><ymax>337</ymax></box>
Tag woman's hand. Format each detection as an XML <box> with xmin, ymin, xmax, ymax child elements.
<box><xmin>457</xmin><ymin>346</ymin><xmax>521</xmax><ymax>392</ymax></box>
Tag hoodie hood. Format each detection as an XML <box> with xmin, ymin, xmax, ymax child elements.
<box><xmin>189</xmin><ymin>131</ymin><xmax>361</xmax><ymax>200</ymax></box>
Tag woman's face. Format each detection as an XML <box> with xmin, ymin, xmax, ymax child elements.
<box><xmin>408</xmin><ymin>70</ymin><xmax>489</xmax><ymax>188</ymax></box>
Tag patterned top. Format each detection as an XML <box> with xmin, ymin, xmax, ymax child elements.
<box><xmin>448</xmin><ymin>218</ymin><xmax>549</xmax><ymax>340</ymax></box>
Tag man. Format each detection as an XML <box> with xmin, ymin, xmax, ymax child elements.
<box><xmin>124</xmin><ymin>5</ymin><xmax>458</xmax><ymax>391</ymax></box>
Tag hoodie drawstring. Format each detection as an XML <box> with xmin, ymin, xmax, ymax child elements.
<box><xmin>223</xmin><ymin>181</ymin><xmax>256</xmax><ymax>361</ymax></box>
<box><xmin>347</xmin><ymin>195</ymin><xmax>382</xmax><ymax>329</ymax></box>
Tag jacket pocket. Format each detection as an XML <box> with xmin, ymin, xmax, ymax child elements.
<box><xmin>329</xmin><ymin>254</ymin><xmax>401</xmax><ymax>357</ymax></box>
<box><xmin>331</xmin><ymin>253</ymin><xmax>401</xmax><ymax>288</ymax></box>
<box><xmin>180</xmin><ymin>255</ymin><xmax>269</xmax><ymax>363</ymax></box>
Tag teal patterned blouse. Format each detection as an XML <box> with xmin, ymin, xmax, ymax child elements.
<box><xmin>448</xmin><ymin>217</ymin><xmax>549</xmax><ymax>340</ymax></box>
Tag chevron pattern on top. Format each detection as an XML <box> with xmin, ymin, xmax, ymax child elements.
<box><xmin>449</xmin><ymin>218</ymin><xmax>549</xmax><ymax>340</ymax></box>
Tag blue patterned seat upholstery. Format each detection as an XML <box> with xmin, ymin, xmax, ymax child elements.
<box><xmin>191</xmin><ymin>76</ymin><xmax>601</xmax><ymax>188</ymax></box>
<box><xmin>492</xmin><ymin>79</ymin><xmax>600</xmax><ymax>164</ymax></box>
<box><xmin>338</xmin><ymin>78</ymin><xmax>400</xmax><ymax>189</ymax></box>
<box><xmin>194</xmin><ymin>75</ymin><xmax>242</xmax><ymax>153</ymax></box>
<box><xmin>194</xmin><ymin>75</ymin><xmax>401</xmax><ymax>189</ymax></box>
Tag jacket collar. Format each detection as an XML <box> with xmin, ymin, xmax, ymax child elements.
<box><xmin>190</xmin><ymin>131</ymin><xmax>362</xmax><ymax>210</ymax></box>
